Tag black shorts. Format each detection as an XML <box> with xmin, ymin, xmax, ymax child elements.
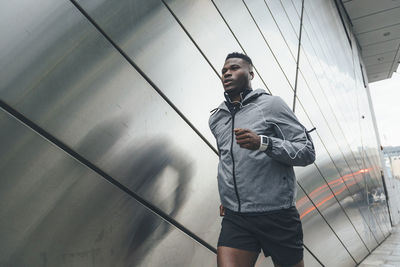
<box><xmin>217</xmin><ymin>206</ymin><xmax>304</xmax><ymax>266</ymax></box>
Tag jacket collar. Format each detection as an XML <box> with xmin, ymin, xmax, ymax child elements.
<box><xmin>214</xmin><ymin>88</ymin><xmax>268</xmax><ymax>112</ymax></box>
<box><xmin>224</xmin><ymin>88</ymin><xmax>252</xmax><ymax>112</ymax></box>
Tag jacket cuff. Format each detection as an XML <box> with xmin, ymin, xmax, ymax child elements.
<box><xmin>266</xmin><ymin>136</ymin><xmax>273</xmax><ymax>152</ymax></box>
<box><xmin>259</xmin><ymin>135</ymin><xmax>272</xmax><ymax>152</ymax></box>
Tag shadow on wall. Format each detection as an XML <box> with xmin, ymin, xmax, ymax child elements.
<box><xmin>5</xmin><ymin>117</ymin><xmax>194</xmax><ymax>267</ymax></box>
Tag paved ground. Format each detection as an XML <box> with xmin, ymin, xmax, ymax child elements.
<box><xmin>359</xmin><ymin>225</ymin><xmax>400</xmax><ymax>267</ymax></box>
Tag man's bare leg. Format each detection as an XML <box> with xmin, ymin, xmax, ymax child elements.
<box><xmin>217</xmin><ymin>246</ymin><xmax>259</xmax><ymax>267</ymax></box>
<box><xmin>273</xmin><ymin>259</ymin><xmax>304</xmax><ymax>267</ymax></box>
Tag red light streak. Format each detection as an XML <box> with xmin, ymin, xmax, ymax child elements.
<box><xmin>297</xmin><ymin>169</ymin><xmax>367</xmax><ymax>219</ymax></box>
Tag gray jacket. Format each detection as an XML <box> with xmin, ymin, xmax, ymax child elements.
<box><xmin>209</xmin><ymin>89</ymin><xmax>315</xmax><ymax>213</ymax></box>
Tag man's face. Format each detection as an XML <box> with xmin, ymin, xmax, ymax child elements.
<box><xmin>221</xmin><ymin>58</ymin><xmax>254</xmax><ymax>93</ymax></box>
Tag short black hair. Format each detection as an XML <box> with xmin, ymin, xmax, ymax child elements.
<box><xmin>226</xmin><ymin>52</ymin><xmax>253</xmax><ymax>66</ymax></box>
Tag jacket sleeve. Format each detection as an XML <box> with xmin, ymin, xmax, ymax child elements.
<box><xmin>209</xmin><ymin>112</ymin><xmax>221</xmax><ymax>157</ymax></box>
<box><xmin>265</xmin><ymin>96</ymin><xmax>315</xmax><ymax>166</ymax></box>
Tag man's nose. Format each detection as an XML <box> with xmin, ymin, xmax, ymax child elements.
<box><xmin>224</xmin><ymin>71</ymin><xmax>232</xmax><ymax>78</ymax></box>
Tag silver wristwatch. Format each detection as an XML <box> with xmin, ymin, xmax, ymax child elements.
<box><xmin>259</xmin><ymin>135</ymin><xmax>269</xmax><ymax>152</ymax></box>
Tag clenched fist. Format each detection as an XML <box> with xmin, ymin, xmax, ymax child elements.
<box><xmin>219</xmin><ymin>204</ymin><xmax>225</xmax><ymax>217</ymax></box>
<box><xmin>234</xmin><ymin>128</ymin><xmax>260</xmax><ymax>150</ymax></box>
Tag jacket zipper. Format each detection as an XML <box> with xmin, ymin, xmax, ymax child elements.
<box><xmin>230</xmin><ymin>109</ymin><xmax>241</xmax><ymax>212</ymax></box>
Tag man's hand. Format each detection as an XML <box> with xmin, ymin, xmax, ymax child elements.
<box><xmin>219</xmin><ymin>204</ymin><xmax>225</xmax><ymax>217</ymax></box>
<box><xmin>234</xmin><ymin>128</ymin><xmax>261</xmax><ymax>150</ymax></box>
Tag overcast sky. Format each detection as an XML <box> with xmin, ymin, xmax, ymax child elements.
<box><xmin>369</xmin><ymin>66</ymin><xmax>400</xmax><ymax>147</ymax></box>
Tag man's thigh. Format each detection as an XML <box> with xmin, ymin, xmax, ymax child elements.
<box><xmin>217</xmin><ymin>211</ymin><xmax>262</xmax><ymax>254</ymax></box>
<box><xmin>217</xmin><ymin>210</ymin><xmax>261</xmax><ymax>266</ymax></box>
<box><xmin>217</xmin><ymin>246</ymin><xmax>259</xmax><ymax>267</ymax></box>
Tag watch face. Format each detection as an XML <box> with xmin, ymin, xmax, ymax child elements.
<box><xmin>262</xmin><ymin>136</ymin><xmax>268</xmax><ymax>144</ymax></box>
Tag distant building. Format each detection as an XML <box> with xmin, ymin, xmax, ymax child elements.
<box><xmin>383</xmin><ymin>146</ymin><xmax>400</xmax><ymax>179</ymax></box>
<box><xmin>391</xmin><ymin>157</ymin><xmax>400</xmax><ymax>180</ymax></box>
<box><xmin>382</xmin><ymin>146</ymin><xmax>400</xmax><ymax>224</ymax></box>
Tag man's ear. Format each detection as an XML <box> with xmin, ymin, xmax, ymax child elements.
<box><xmin>249</xmin><ymin>71</ymin><xmax>254</xmax><ymax>80</ymax></box>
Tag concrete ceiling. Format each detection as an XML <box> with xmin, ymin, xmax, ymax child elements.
<box><xmin>342</xmin><ymin>0</ymin><xmax>400</xmax><ymax>83</ymax></box>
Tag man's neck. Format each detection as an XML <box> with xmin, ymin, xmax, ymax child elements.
<box><xmin>226</xmin><ymin>87</ymin><xmax>252</xmax><ymax>103</ymax></box>
<box><xmin>229</xmin><ymin>94</ymin><xmax>241</xmax><ymax>103</ymax></box>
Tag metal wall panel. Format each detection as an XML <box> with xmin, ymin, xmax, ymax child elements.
<box><xmin>163</xmin><ymin>0</ymin><xmax>266</xmax><ymax>91</ymax></box>
<box><xmin>301</xmin><ymin>0</ymin><xmax>385</xmax><ymax>225</ymax></box>
<box><xmin>294</xmin><ymin>104</ymin><xmax>375</xmax><ymax>257</ymax></box>
<box><xmin>0</xmin><ymin>0</ymin><xmax>222</xmax><ymax>247</ymax></box>
<box><xmin>332</xmin><ymin>0</ymin><xmax>390</xmax><ymax>239</ymax></box>
<box><xmin>297</xmin><ymin>30</ymin><xmax>363</xmax><ymax>179</ymax></box>
<box><xmin>295</xmin><ymin>162</ymin><xmax>370</xmax><ymax>262</ymax></box>
<box><xmin>299</xmin><ymin>0</ymin><xmax>359</xmax><ymax>153</ymax></box>
<box><xmin>265</xmin><ymin>0</ymin><xmax>299</xmax><ymax>57</ymax></box>
<box><xmin>302</xmin><ymin>0</ymin><xmax>390</xmax><ymax>249</ymax></box>
<box><xmin>294</xmin><ymin>29</ymin><xmax>380</xmax><ymax>258</ymax></box>
<box><xmin>212</xmin><ymin>0</ymin><xmax>294</xmax><ymax>105</ymax></box>
<box><xmin>242</xmin><ymin>0</ymin><xmax>297</xmax><ymax>88</ymax></box>
<box><xmin>0</xmin><ymin>109</ymin><xmax>216</xmax><ymax>267</ymax></box>
<box><xmin>279</xmin><ymin>0</ymin><xmax>301</xmax><ymax>39</ymax></box>
<box><xmin>296</xmin><ymin>185</ymin><xmax>355</xmax><ymax>266</ymax></box>
<box><xmin>358</xmin><ymin>83</ymin><xmax>391</xmax><ymax>237</ymax></box>
<box><xmin>363</xmin><ymin>103</ymin><xmax>391</xmax><ymax>236</ymax></box>
<box><xmin>75</xmin><ymin>0</ymin><xmax>226</xmax><ymax>144</ymax></box>
<box><xmin>303</xmin><ymin>249</ymin><xmax>323</xmax><ymax>267</ymax></box>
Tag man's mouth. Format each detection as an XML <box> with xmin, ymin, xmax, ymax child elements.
<box><xmin>223</xmin><ymin>79</ymin><xmax>233</xmax><ymax>85</ymax></box>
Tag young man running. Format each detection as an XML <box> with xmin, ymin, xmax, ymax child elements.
<box><xmin>209</xmin><ymin>52</ymin><xmax>315</xmax><ymax>267</ymax></box>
